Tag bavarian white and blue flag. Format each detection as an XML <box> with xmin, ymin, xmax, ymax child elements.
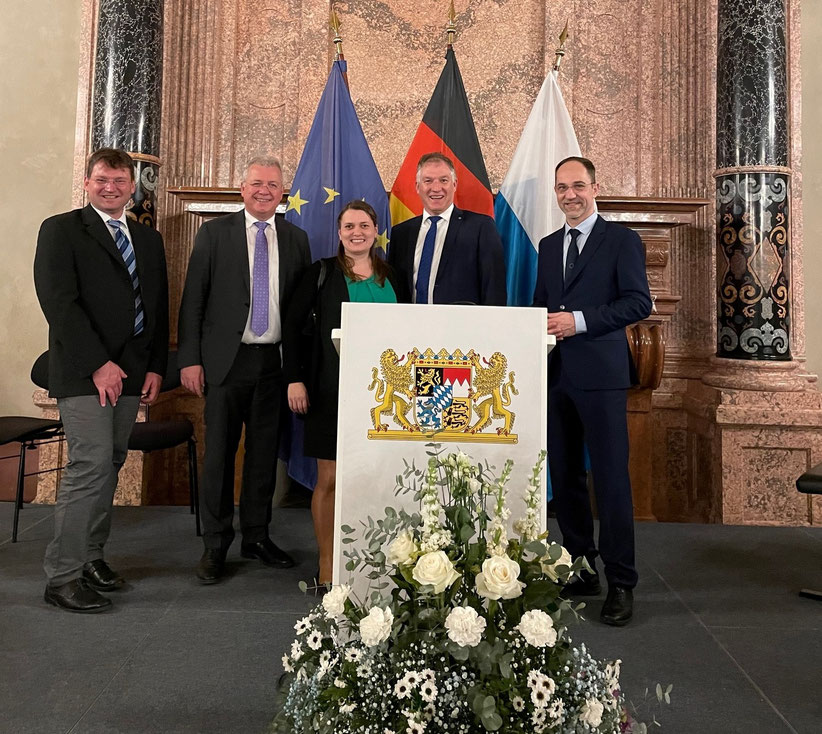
<box><xmin>283</xmin><ymin>59</ymin><xmax>389</xmax><ymax>490</ymax></box>
<box><xmin>494</xmin><ymin>70</ymin><xmax>580</xmax><ymax>306</ymax></box>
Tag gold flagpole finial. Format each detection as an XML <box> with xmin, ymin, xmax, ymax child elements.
<box><xmin>330</xmin><ymin>6</ymin><xmax>344</xmax><ymax>60</ymax></box>
<box><xmin>446</xmin><ymin>0</ymin><xmax>457</xmax><ymax>49</ymax></box>
<box><xmin>553</xmin><ymin>21</ymin><xmax>569</xmax><ymax>72</ymax></box>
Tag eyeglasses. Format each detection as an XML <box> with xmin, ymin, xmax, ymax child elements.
<box><xmin>554</xmin><ymin>182</ymin><xmax>595</xmax><ymax>194</ymax></box>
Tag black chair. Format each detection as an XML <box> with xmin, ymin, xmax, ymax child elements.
<box><xmin>30</xmin><ymin>351</ymin><xmax>200</xmax><ymax>537</ymax></box>
<box><xmin>1</xmin><ymin>416</ymin><xmax>63</xmax><ymax>542</ymax></box>
<box><xmin>795</xmin><ymin>464</ymin><xmax>822</xmax><ymax>601</ymax></box>
<box><xmin>127</xmin><ymin>351</ymin><xmax>200</xmax><ymax>536</ymax></box>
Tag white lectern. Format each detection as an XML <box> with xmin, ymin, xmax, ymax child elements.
<box><xmin>333</xmin><ymin>303</ymin><xmax>553</xmax><ymax>586</ymax></box>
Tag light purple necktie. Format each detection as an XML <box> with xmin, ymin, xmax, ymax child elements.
<box><xmin>251</xmin><ymin>221</ymin><xmax>269</xmax><ymax>336</ymax></box>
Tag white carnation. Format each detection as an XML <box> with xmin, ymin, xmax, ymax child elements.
<box><xmin>517</xmin><ymin>609</ymin><xmax>557</xmax><ymax>648</ymax></box>
<box><xmin>359</xmin><ymin>606</ymin><xmax>393</xmax><ymax>646</ymax></box>
<box><xmin>322</xmin><ymin>583</ymin><xmax>351</xmax><ymax>619</ymax></box>
<box><xmin>579</xmin><ymin>698</ymin><xmax>604</xmax><ymax>727</ymax></box>
<box><xmin>387</xmin><ymin>529</ymin><xmax>418</xmax><ymax>566</ymax></box>
<box><xmin>444</xmin><ymin>605</ymin><xmax>487</xmax><ymax>647</ymax></box>
<box><xmin>412</xmin><ymin>550</ymin><xmax>461</xmax><ymax>593</ymax></box>
<box><xmin>475</xmin><ymin>555</ymin><xmax>524</xmax><ymax>600</ymax></box>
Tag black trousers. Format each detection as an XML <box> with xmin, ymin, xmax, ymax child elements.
<box><xmin>547</xmin><ymin>361</ymin><xmax>637</xmax><ymax>589</ymax></box>
<box><xmin>201</xmin><ymin>344</ymin><xmax>282</xmax><ymax>550</ymax></box>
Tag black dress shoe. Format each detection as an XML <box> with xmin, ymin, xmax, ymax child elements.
<box><xmin>241</xmin><ymin>538</ymin><xmax>295</xmax><ymax>568</ymax></box>
<box><xmin>563</xmin><ymin>569</ymin><xmax>602</xmax><ymax>596</ymax></box>
<box><xmin>44</xmin><ymin>578</ymin><xmax>112</xmax><ymax>614</ymax></box>
<box><xmin>196</xmin><ymin>548</ymin><xmax>226</xmax><ymax>584</ymax></box>
<box><xmin>83</xmin><ymin>559</ymin><xmax>125</xmax><ymax>591</ymax></box>
<box><xmin>601</xmin><ymin>585</ymin><xmax>634</xmax><ymax>626</ymax></box>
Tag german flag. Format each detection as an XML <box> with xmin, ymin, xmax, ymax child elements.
<box><xmin>389</xmin><ymin>47</ymin><xmax>494</xmax><ymax>225</ymax></box>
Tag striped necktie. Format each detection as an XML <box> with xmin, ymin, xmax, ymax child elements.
<box><xmin>108</xmin><ymin>219</ymin><xmax>144</xmax><ymax>335</ymax></box>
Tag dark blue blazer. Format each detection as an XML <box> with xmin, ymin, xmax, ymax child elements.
<box><xmin>388</xmin><ymin>207</ymin><xmax>507</xmax><ymax>305</ymax></box>
<box><xmin>533</xmin><ymin>215</ymin><xmax>651</xmax><ymax>390</ymax></box>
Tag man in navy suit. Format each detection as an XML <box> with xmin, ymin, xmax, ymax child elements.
<box><xmin>533</xmin><ymin>156</ymin><xmax>651</xmax><ymax>626</ymax></box>
<box><xmin>388</xmin><ymin>153</ymin><xmax>506</xmax><ymax>305</ymax></box>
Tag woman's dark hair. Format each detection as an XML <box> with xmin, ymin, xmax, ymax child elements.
<box><xmin>336</xmin><ymin>200</ymin><xmax>390</xmax><ymax>286</ymax></box>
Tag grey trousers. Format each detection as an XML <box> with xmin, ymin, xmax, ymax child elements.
<box><xmin>43</xmin><ymin>395</ymin><xmax>139</xmax><ymax>586</ymax></box>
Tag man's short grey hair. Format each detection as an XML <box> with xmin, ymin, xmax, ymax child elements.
<box><xmin>241</xmin><ymin>156</ymin><xmax>283</xmax><ymax>182</ymax></box>
<box><xmin>415</xmin><ymin>152</ymin><xmax>457</xmax><ymax>184</ymax></box>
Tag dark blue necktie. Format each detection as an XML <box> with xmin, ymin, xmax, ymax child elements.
<box><xmin>108</xmin><ymin>219</ymin><xmax>144</xmax><ymax>335</ymax></box>
<box><xmin>416</xmin><ymin>215</ymin><xmax>441</xmax><ymax>304</ymax></box>
<box><xmin>564</xmin><ymin>228</ymin><xmax>581</xmax><ymax>283</ymax></box>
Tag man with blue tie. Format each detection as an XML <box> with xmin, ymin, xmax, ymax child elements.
<box><xmin>34</xmin><ymin>148</ymin><xmax>169</xmax><ymax>613</ymax></box>
<box><xmin>533</xmin><ymin>156</ymin><xmax>652</xmax><ymax>626</ymax></box>
<box><xmin>388</xmin><ymin>153</ymin><xmax>506</xmax><ymax>306</ymax></box>
<box><xmin>178</xmin><ymin>157</ymin><xmax>311</xmax><ymax>584</ymax></box>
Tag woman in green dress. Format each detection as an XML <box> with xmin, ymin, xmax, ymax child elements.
<box><xmin>283</xmin><ymin>200</ymin><xmax>408</xmax><ymax>586</ymax></box>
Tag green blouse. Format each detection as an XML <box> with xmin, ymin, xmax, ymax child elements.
<box><xmin>345</xmin><ymin>274</ymin><xmax>397</xmax><ymax>303</ymax></box>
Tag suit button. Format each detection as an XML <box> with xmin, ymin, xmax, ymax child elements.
<box><xmin>559</xmin><ymin>305</ymin><xmax>566</xmax><ymax>310</ymax></box>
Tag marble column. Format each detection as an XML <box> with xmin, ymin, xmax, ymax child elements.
<box><xmin>714</xmin><ymin>0</ymin><xmax>790</xmax><ymax>361</ymax></box>
<box><xmin>91</xmin><ymin>0</ymin><xmax>163</xmax><ymax>228</ymax></box>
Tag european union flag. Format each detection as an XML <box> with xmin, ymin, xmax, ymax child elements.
<box><xmin>282</xmin><ymin>59</ymin><xmax>389</xmax><ymax>491</ymax></box>
<box><xmin>285</xmin><ymin>60</ymin><xmax>391</xmax><ymax>257</ymax></box>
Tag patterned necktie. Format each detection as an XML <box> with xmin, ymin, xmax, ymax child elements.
<box><xmin>565</xmin><ymin>228</ymin><xmax>581</xmax><ymax>283</ymax></box>
<box><xmin>415</xmin><ymin>215</ymin><xmax>441</xmax><ymax>304</ymax></box>
<box><xmin>107</xmin><ymin>219</ymin><xmax>144</xmax><ymax>335</ymax></box>
<box><xmin>251</xmin><ymin>221</ymin><xmax>269</xmax><ymax>336</ymax></box>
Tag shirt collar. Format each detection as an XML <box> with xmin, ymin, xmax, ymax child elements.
<box><xmin>564</xmin><ymin>208</ymin><xmax>598</xmax><ymax>237</ymax></box>
<box><xmin>92</xmin><ymin>205</ymin><xmax>129</xmax><ymax>230</ymax></box>
<box><xmin>423</xmin><ymin>203</ymin><xmax>454</xmax><ymax>224</ymax></box>
<box><xmin>244</xmin><ymin>210</ymin><xmax>278</xmax><ymax>230</ymax></box>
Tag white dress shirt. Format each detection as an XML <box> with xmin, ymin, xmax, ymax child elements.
<box><xmin>242</xmin><ymin>210</ymin><xmax>281</xmax><ymax>344</ymax></box>
<box><xmin>92</xmin><ymin>205</ymin><xmax>133</xmax><ymax>248</ymax></box>
<box><xmin>412</xmin><ymin>203</ymin><xmax>454</xmax><ymax>304</ymax></box>
<box><xmin>562</xmin><ymin>208</ymin><xmax>599</xmax><ymax>334</ymax></box>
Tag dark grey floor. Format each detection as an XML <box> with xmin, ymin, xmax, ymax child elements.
<box><xmin>1</xmin><ymin>502</ymin><xmax>820</xmax><ymax>734</ymax></box>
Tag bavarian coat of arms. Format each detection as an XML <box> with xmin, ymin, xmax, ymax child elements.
<box><xmin>367</xmin><ymin>347</ymin><xmax>518</xmax><ymax>443</ymax></box>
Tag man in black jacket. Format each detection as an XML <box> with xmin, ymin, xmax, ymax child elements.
<box><xmin>178</xmin><ymin>157</ymin><xmax>311</xmax><ymax>583</ymax></box>
<box><xmin>34</xmin><ymin>148</ymin><xmax>169</xmax><ymax>613</ymax></box>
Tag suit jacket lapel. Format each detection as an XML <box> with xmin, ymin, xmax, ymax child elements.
<box><xmin>402</xmin><ymin>216</ymin><xmax>422</xmax><ymax>295</ymax></box>
<box><xmin>274</xmin><ymin>216</ymin><xmax>292</xmax><ymax>303</ymax></box>
<box><xmin>82</xmin><ymin>204</ymin><xmax>128</xmax><ymax>271</ymax></box>
<box><xmin>436</xmin><ymin>207</ymin><xmax>462</xmax><ymax>289</ymax></box>
<box><xmin>235</xmin><ymin>210</ymin><xmax>251</xmax><ymax>297</ymax></box>
<box><xmin>548</xmin><ymin>230</ymin><xmax>565</xmax><ymax>297</ymax></box>
<box><xmin>564</xmin><ymin>215</ymin><xmax>606</xmax><ymax>291</ymax></box>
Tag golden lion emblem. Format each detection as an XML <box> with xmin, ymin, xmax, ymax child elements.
<box><xmin>367</xmin><ymin>348</ymin><xmax>419</xmax><ymax>431</ymax></box>
<box><xmin>469</xmin><ymin>351</ymin><xmax>518</xmax><ymax>435</ymax></box>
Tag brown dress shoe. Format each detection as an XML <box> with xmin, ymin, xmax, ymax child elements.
<box><xmin>44</xmin><ymin>578</ymin><xmax>112</xmax><ymax>613</ymax></box>
<box><xmin>83</xmin><ymin>559</ymin><xmax>125</xmax><ymax>591</ymax></box>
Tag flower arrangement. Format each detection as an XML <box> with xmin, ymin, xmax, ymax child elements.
<box><xmin>272</xmin><ymin>446</ymin><xmax>650</xmax><ymax>733</ymax></box>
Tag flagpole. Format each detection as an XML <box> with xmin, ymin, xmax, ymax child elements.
<box><xmin>330</xmin><ymin>6</ymin><xmax>349</xmax><ymax>87</ymax></box>
<box><xmin>553</xmin><ymin>22</ymin><xmax>569</xmax><ymax>72</ymax></box>
<box><xmin>446</xmin><ymin>0</ymin><xmax>457</xmax><ymax>50</ymax></box>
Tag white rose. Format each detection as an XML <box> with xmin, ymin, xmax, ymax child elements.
<box><xmin>387</xmin><ymin>529</ymin><xmax>418</xmax><ymax>566</ymax></box>
<box><xmin>541</xmin><ymin>543</ymin><xmax>573</xmax><ymax>581</ymax></box>
<box><xmin>579</xmin><ymin>698</ymin><xmax>604</xmax><ymax>727</ymax></box>
<box><xmin>475</xmin><ymin>555</ymin><xmax>524</xmax><ymax>600</ymax></box>
<box><xmin>322</xmin><ymin>583</ymin><xmax>351</xmax><ymax>619</ymax></box>
<box><xmin>359</xmin><ymin>606</ymin><xmax>393</xmax><ymax>646</ymax></box>
<box><xmin>466</xmin><ymin>477</ymin><xmax>481</xmax><ymax>495</ymax></box>
<box><xmin>444</xmin><ymin>605</ymin><xmax>487</xmax><ymax>647</ymax></box>
<box><xmin>517</xmin><ymin>609</ymin><xmax>557</xmax><ymax>648</ymax></box>
<box><xmin>412</xmin><ymin>551</ymin><xmax>461</xmax><ymax>593</ymax></box>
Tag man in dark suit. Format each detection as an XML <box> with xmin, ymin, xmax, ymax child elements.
<box><xmin>178</xmin><ymin>157</ymin><xmax>311</xmax><ymax>583</ymax></box>
<box><xmin>388</xmin><ymin>152</ymin><xmax>506</xmax><ymax>305</ymax></box>
<box><xmin>533</xmin><ymin>156</ymin><xmax>652</xmax><ymax>626</ymax></box>
<box><xmin>34</xmin><ymin>148</ymin><xmax>169</xmax><ymax>613</ymax></box>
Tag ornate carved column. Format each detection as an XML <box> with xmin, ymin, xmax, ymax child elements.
<box><xmin>713</xmin><ymin>0</ymin><xmax>792</xmax><ymax>365</ymax></box>
<box><xmin>91</xmin><ymin>0</ymin><xmax>163</xmax><ymax>227</ymax></box>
